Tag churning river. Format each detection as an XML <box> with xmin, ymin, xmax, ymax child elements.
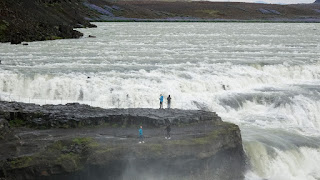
<box><xmin>0</xmin><ymin>22</ymin><xmax>320</xmax><ymax>180</ymax></box>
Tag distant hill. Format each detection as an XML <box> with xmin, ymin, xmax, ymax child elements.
<box><xmin>315</xmin><ymin>0</ymin><xmax>320</xmax><ymax>3</ymax></box>
<box><xmin>1</xmin><ymin>0</ymin><xmax>320</xmax><ymax>44</ymax></box>
<box><xmin>105</xmin><ymin>1</ymin><xmax>320</xmax><ymax>22</ymax></box>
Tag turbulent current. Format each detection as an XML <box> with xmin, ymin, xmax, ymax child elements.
<box><xmin>0</xmin><ymin>22</ymin><xmax>320</xmax><ymax>180</ymax></box>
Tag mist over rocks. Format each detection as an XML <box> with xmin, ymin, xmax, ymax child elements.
<box><xmin>0</xmin><ymin>101</ymin><xmax>246</xmax><ymax>180</ymax></box>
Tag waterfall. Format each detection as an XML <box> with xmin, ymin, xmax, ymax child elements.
<box><xmin>0</xmin><ymin>22</ymin><xmax>319</xmax><ymax>180</ymax></box>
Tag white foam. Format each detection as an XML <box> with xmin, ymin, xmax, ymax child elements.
<box><xmin>244</xmin><ymin>143</ymin><xmax>320</xmax><ymax>180</ymax></box>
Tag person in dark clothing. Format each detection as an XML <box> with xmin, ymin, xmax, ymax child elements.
<box><xmin>139</xmin><ymin>126</ymin><xmax>144</xmax><ymax>143</ymax></box>
<box><xmin>165</xmin><ymin>124</ymin><xmax>171</xmax><ymax>139</ymax></box>
<box><xmin>167</xmin><ymin>95</ymin><xmax>171</xmax><ymax>109</ymax></box>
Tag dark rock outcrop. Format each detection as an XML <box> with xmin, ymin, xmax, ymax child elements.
<box><xmin>0</xmin><ymin>101</ymin><xmax>221</xmax><ymax>129</ymax></box>
<box><xmin>0</xmin><ymin>0</ymin><xmax>96</xmax><ymax>44</ymax></box>
<box><xmin>0</xmin><ymin>101</ymin><xmax>246</xmax><ymax>180</ymax></box>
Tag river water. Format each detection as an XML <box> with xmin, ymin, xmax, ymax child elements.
<box><xmin>0</xmin><ymin>22</ymin><xmax>320</xmax><ymax>180</ymax></box>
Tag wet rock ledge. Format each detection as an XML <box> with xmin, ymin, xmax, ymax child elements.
<box><xmin>0</xmin><ymin>101</ymin><xmax>246</xmax><ymax>180</ymax></box>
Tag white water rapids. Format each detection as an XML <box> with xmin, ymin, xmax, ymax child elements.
<box><xmin>0</xmin><ymin>22</ymin><xmax>320</xmax><ymax>180</ymax></box>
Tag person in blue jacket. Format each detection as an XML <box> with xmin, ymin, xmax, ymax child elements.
<box><xmin>160</xmin><ymin>94</ymin><xmax>164</xmax><ymax>109</ymax></box>
<box><xmin>139</xmin><ymin>126</ymin><xmax>144</xmax><ymax>143</ymax></box>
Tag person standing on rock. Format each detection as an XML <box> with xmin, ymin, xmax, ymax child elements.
<box><xmin>160</xmin><ymin>94</ymin><xmax>164</xmax><ymax>109</ymax></box>
<box><xmin>139</xmin><ymin>126</ymin><xmax>145</xmax><ymax>143</ymax></box>
<box><xmin>167</xmin><ymin>95</ymin><xmax>172</xmax><ymax>109</ymax></box>
<box><xmin>165</xmin><ymin>124</ymin><xmax>171</xmax><ymax>139</ymax></box>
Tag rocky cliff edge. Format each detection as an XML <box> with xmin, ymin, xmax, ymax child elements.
<box><xmin>0</xmin><ymin>101</ymin><xmax>246</xmax><ymax>180</ymax></box>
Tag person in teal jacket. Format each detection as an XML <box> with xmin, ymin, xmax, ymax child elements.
<box><xmin>160</xmin><ymin>94</ymin><xmax>164</xmax><ymax>109</ymax></box>
<box><xmin>139</xmin><ymin>126</ymin><xmax>144</xmax><ymax>143</ymax></box>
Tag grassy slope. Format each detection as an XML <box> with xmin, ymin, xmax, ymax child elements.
<box><xmin>108</xmin><ymin>1</ymin><xmax>320</xmax><ymax>21</ymax></box>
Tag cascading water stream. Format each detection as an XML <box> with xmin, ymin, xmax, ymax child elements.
<box><xmin>0</xmin><ymin>22</ymin><xmax>319</xmax><ymax>180</ymax></box>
